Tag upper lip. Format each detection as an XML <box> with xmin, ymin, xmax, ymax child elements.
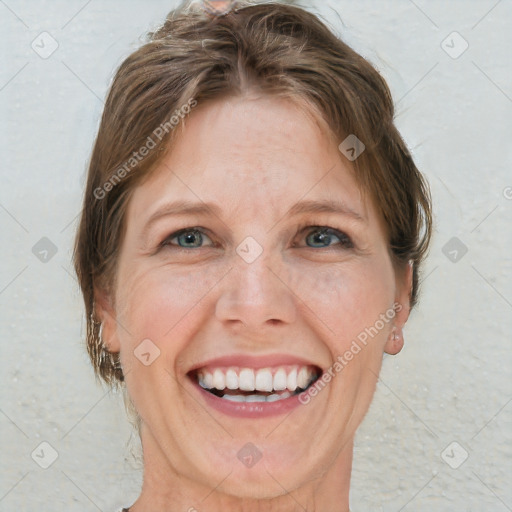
<box><xmin>187</xmin><ymin>353</ymin><xmax>322</xmax><ymax>373</ymax></box>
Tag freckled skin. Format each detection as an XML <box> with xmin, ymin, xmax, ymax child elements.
<box><xmin>98</xmin><ymin>94</ymin><xmax>412</xmax><ymax>512</ymax></box>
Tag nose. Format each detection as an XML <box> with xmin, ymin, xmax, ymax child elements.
<box><xmin>215</xmin><ymin>250</ymin><xmax>297</xmax><ymax>332</ymax></box>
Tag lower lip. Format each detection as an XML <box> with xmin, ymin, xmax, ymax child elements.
<box><xmin>190</xmin><ymin>378</ymin><xmax>310</xmax><ymax>418</ymax></box>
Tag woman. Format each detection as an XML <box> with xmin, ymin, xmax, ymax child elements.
<box><xmin>73</xmin><ymin>1</ymin><xmax>432</xmax><ymax>510</ymax></box>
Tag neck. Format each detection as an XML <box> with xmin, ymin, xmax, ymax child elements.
<box><xmin>128</xmin><ymin>423</ymin><xmax>353</xmax><ymax>512</ymax></box>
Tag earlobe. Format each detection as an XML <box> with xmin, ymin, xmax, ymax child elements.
<box><xmin>384</xmin><ymin>261</ymin><xmax>413</xmax><ymax>355</ymax></box>
<box><xmin>384</xmin><ymin>327</ymin><xmax>404</xmax><ymax>355</ymax></box>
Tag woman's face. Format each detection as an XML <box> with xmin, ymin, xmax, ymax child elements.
<box><xmin>100</xmin><ymin>95</ymin><xmax>411</xmax><ymax>497</ymax></box>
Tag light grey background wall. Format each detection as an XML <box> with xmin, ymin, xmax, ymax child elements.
<box><xmin>1</xmin><ymin>0</ymin><xmax>511</xmax><ymax>511</ymax></box>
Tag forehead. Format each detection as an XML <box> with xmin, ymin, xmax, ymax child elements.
<box><xmin>127</xmin><ymin>94</ymin><xmax>374</xmax><ymax>226</ymax></box>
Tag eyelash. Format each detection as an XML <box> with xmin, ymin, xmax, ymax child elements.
<box><xmin>159</xmin><ymin>224</ymin><xmax>354</xmax><ymax>251</ymax></box>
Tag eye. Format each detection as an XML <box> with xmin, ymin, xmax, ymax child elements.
<box><xmin>158</xmin><ymin>225</ymin><xmax>354</xmax><ymax>252</ymax></box>
<box><xmin>301</xmin><ymin>225</ymin><xmax>354</xmax><ymax>249</ymax></box>
<box><xmin>160</xmin><ymin>228</ymin><xmax>214</xmax><ymax>249</ymax></box>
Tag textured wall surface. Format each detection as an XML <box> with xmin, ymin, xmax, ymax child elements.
<box><xmin>1</xmin><ymin>1</ymin><xmax>511</xmax><ymax>511</ymax></box>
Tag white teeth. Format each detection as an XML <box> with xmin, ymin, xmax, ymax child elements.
<box><xmin>198</xmin><ymin>371</ymin><xmax>213</xmax><ymax>389</ymax></box>
<box><xmin>196</xmin><ymin>365</ymin><xmax>317</xmax><ymax>393</ymax></box>
<box><xmin>223</xmin><ymin>391</ymin><xmax>293</xmax><ymax>403</ymax></box>
<box><xmin>255</xmin><ymin>368</ymin><xmax>273</xmax><ymax>392</ymax></box>
<box><xmin>245</xmin><ymin>394</ymin><xmax>266</xmax><ymax>402</ymax></box>
<box><xmin>225</xmin><ymin>368</ymin><xmax>238</xmax><ymax>390</ymax></box>
<box><xmin>213</xmin><ymin>369</ymin><xmax>225</xmax><ymax>390</ymax></box>
<box><xmin>297</xmin><ymin>367</ymin><xmax>310</xmax><ymax>389</ymax></box>
<box><xmin>273</xmin><ymin>368</ymin><xmax>287</xmax><ymax>390</ymax></box>
<box><xmin>287</xmin><ymin>367</ymin><xmax>297</xmax><ymax>391</ymax></box>
<box><xmin>266</xmin><ymin>391</ymin><xmax>291</xmax><ymax>402</ymax></box>
<box><xmin>222</xmin><ymin>394</ymin><xmax>245</xmax><ymax>402</ymax></box>
<box><xmin>197</xmin><ymin>372</ymin><xmax>207</xmax><ymax>388</ymax></box>
<box><xmin>239</xmin><ymin>368</ymin><xmax>255</xmax><ymax>391</ymax></box>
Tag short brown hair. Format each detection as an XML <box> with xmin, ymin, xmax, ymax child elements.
<box><xmin>74</xmin><ymin>0</ymin><xmax>432</xmax><ymax>388</ymax></box>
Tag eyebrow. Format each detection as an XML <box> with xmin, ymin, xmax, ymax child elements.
<box><xmin>287</xmin><ymin>199</ymin><xmax>366</xmax><ymax>222</ymax></box>
<box><xmin>143</xmin><ymin>198</ymin><xmax>366</xmax><ymax>231</ymax></box>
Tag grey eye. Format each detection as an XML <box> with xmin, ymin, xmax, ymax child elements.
<box><xmin>163</xmin><ymin>228</ymin><xmax>213</xmax><ymax>249</ymax></box>
<box><xmin>304</xmin><ymin>227</ymin><xmax>353</xmax><ymax>249</ymax></box>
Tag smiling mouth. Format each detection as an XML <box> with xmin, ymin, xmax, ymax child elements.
<box><xmin>189</xmin><ymin>365</ymin><xmax>322</xmax><ymax>403</ymax></box>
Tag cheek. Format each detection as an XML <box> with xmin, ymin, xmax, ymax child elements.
<box><xmin>113</xmin><ymin>263</ymin><xmax>226</xmax><ymax>415</ymax></box>
<box><xmin>276</xmin><ymin>256</ymin><xmax>395</xmax><ymax>342</ymax></box>
<box><xmin>115</xmin><ymin>262</ymin><xmax>224</xmax><ymax>348</ymax></box>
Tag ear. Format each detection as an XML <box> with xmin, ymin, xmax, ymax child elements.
<box><xmin>94</xmin><ymin>286</ymin><xmax>121</xmax><ymax>353</ymax></box>
<box><xmin>384</xmin><ymin>261</ymin><xmax>413</xmax><ymax>355</ymax></box>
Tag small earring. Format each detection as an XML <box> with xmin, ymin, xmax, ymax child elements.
<box><xmin>385</xmin><ymin>327</ymin><xmax>404</xmax><ymax>355</ymax></box>
<box><xmin>98</xmin><ymin>321</ymin><xmax>109</xmax><ymax>365</ymax></box>
<box><xmin>98</xmin><ymin>322</ymin><xmax>122</xmax><ymax>371</ymax></box>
